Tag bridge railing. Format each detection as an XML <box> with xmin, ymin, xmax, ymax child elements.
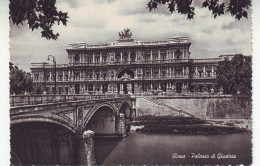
<box><xmin>10</xmin><ymin>94</ymin><xmax>129</xmax><ymax>107</ymax></box>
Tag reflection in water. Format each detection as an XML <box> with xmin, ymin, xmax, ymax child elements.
<box><xmin>94</xmin><ymin>137</ymin><xmax>122</xmax><ymax>165</ymax></box>
<box><xmin>96</xmin><ymin>131</ymin><xmax>252</xmax><ymax>165</ymax></box>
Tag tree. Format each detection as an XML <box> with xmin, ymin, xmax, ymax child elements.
<box><xmin>9</xmin><ymin>0</ymin><xmax>69</xmax><ymax>40</ymax></box>
<box><xmin>216</xmin><ymin>54</ymin><xmax>252</xmax><ymax>95</ymax></box>
<box><xmin>9</xmin><ymin>63</ymin><xmax>34</xmax><ymax>95</ymax></box>
<box><xmin>147</xmin><ymin>0</ymin><xmax>251</xmax><ymax>20</ymax></box>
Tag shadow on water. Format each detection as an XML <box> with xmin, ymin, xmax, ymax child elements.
<box><xmin>94</xmin><ymin>137</ymin><xmax>122</xmax><ymax>165</ymax></box>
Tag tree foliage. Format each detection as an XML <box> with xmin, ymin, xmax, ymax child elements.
<box><xmin>9</xmin><ymin>0</ymin><xmax>69</xmax><ymax>40</ymax></box>
<box><xmin>216</xmin><ymin>54</ymin><xmax>252</xmax><ymax>95</ymax></box>
<box><xmin>147</xmin><ymin>0</ymin><xmax>251</xmax><ymax>20</ymax></box>
<box><xmin>10</xmin><ymin>63</ymin><xmax>33</xmax><ymax>95</ymax></box>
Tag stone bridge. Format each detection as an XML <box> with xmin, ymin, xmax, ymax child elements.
<box><xmin>10</xmin><ymin>94</ymin><xmax>136</xmax><ymax>165</ymax></box>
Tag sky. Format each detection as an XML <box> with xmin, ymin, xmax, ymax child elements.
<box><xmin>9</xmin><ymin>0</ymin><xmax>252</xmax><ymax>72</ymax></box>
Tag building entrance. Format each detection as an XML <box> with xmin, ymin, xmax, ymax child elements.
<box><xmin>117</xmin><ymin>68</ymin><xmax>135</xmax><ymax>94</ymax></box>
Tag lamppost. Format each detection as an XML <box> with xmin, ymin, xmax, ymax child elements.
<box><xmin>48</xmin><ymin>55</ymin><xmax>56</xmax><ymax>94</ymax></box>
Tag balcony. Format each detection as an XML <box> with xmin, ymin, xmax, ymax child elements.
<box><xmin>66</xmin><ymin>59</ymin><xmax>193</xmax><ymax>67</ymax></box>
<box><xmin>192</xmin><ymin>58</ymin><xmax>222</xmax><ymax>63</ymax></box>
<box><xmin>31</xmin><ymin>63</ymin><xmax>68</xmax><ymax>69</ymax></box>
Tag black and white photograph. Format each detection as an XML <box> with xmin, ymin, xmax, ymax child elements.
<box><xmin>5</xmin><ymin>0</ymin><xmax>257</xmax><ymax>165</ymax></box>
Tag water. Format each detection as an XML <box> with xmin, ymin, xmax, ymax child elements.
<box><xmin>95</xmin><ymin>131</ymin><xmax>252</xmax><ymax>165</ymax></box>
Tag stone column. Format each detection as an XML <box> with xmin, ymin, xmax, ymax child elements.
<box><xmin>158</xmin><ymin>50</ymin><xmax>161</xmax><ymax>61</ymax></box>
<box><xmin>128</xmin><ymin>51</ymin><xmax>130</xmax><ymax>63</ymax></box>
<box><xmin>203</xmin><ymin>66</ymin><xmax>206</xmax><ymax>78</ymax></box>
<box><xmin>116</xmin><ymin>113</ymin><xmax>127</xmax><ymax>137</ymax></box>
<box><xmin>120</xmin><ymin>52</ymin><xmax>123</xmax><ymax>64</ymax></box>
<box><xmin>169</xmin><ymin>67</ymin><xmax>172</xmax><ymax>78</ymax></box>
<box><xmin>75</xmin><ymin>130</ymin><xmax>96</xmax><ymax>166</ymax></box>
<box><xmin>212</xmin><ymin>66</ymin><xmax>214</xmax><ymax>77</ymax></box>
<box><xmin>150</xmin><ymin>68</ymin><xmax>152</xmax><ymax>79</ymax></box>
<box><xmin>150</xmin><ymin>50</ymin><xmax>153</xmax><ymax>61</ymax></box>
<box><xmin>159</xmin><ymin>67</ymin><xmax>161</xmax><ymax>78</ymax></box>
<box><xmin>68</xmin><ymin>70</ymin><xmax>71</xmax><ymax>81</ymax></box>
<box><xmin>183</xmin><ymin>48</ymin><xmax>185</xmax><ymax>59</ymax></box>
<box><xmin>63</xmin><ymin>71</ymin><xmax>65</xmax><ymax>82</ymax></box>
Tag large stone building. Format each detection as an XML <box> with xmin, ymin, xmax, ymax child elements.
<box><xmin>31</xmin><ymin>30</ymin><xmax>226</xmax><ymax>95</ymax></box>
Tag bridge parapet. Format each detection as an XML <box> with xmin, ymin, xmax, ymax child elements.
<box><xmin>10</xmin><ymin>94</ymin><xmax>134</xmax><ymax>131</ymax></box>
<box><xmin>10</xmin><ymin>94</ymin><xmax>130</xmax><ymax>107</ymax></box>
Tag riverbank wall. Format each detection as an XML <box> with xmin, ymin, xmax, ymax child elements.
<box><xmin>136</xmin><ymin>96</ymin><xmax>251</xmax><ymax>119</ymax></box>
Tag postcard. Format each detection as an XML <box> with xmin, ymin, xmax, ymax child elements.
<box><xmin>9</xmin><ymin>0</ymin><xmax>253</xmax><ymax>165</ymax></box>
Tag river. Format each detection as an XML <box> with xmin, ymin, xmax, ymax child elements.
<box><xmin>95</xmin><ymin>131</ymin><xmax>252</xmax><ymax>165</ymax></box>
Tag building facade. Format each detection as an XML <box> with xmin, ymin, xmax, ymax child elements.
<box><xmin>31</xmin><ymin>30</ymin><xmax>225</xmax><ymax>95</ymax></box>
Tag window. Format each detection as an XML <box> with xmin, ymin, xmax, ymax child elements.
<box><xmin>59</xmin><ymin>75</ymin><xmax>63</xmax><ymax>81</ymax></box>
<box><xmin>162</xmin><ymin>53</ymin><xmax>166</xmax><ymax>61</ymax></box>
<box><xmin>103</xmin><ymin>56</ymin><xmax>107</xmax><ymax>64</ymax></box>
<box><xmin>65</xmin><ymin>74</ymin><xmax>68</xmax><ymax>81</ymax></box>
<box><xmin>103</xmin><ymin>73</ymin><xmax>107</xmax><ymax>80</ymax></box>
<box><xmin>123</xmin><ymin>52</ymin><xmax>128</xmax><ymax>64</ymax></box>
<box><xmin>95</xmin><ymin>56</ymin><xmax>100</xmax><ymax>64</ymax></box>
<box><xmin>58</xmin><ymin>87</ymin><xmax>63</xmax><ymax>94</ymax></box>
<box><xmin>207</xmin><ymin>71</ymin><xmax>211</xmax><ymax>77</ymax></box>
<box><xmin>153</xmin><ymin>51</ymin><xmax>158</xmax><ymax>61</ymax></box>
<box><xmin>75</xmin><ymin>54</ymin><xmax>80</xmax><ymax>60</ymax></box>
<box><xmin>74</xmin><ymin>73</ymin><xmax>80</xmax><ymax>80</ymax></box>
<box><xmin>88</xmin><ymin>57</ymin><xmax>92</xmax><ymax>64</ymax></box>
<box><xmin>145</xmin><ymin>51</ymin><xmax>150</xmax><ymax>62</ymax></box>
<box><xmin>75</xmin><ymin>54</ymin><xmax>80</xmax><ymax>63</ymax></box>
<box><xmin>131</xmin><ymin>52</ymin><xmax>136</xmax><ymax>62</ymax></box>
<box><xmin>115</xmin><ymin>53</ymin><xmax>120</xmax><ymax>62</ymax></box>
<box><xmin>35</xmin><ymin>75</ymin><xmax>39</xmax><ymax>81</ymax></box>
<box><xmin>199</xmin><ymin>71</ymin><xmax>203</xmax><ymax>77</ymax></box>
<box><xmin>174</xmin><ymin>49</ymin><xmax>182</xmax><ymax>60</ymax></box>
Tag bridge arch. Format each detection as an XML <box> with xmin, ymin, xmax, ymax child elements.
<box><xmin>83</xmin><ymin>103</ymin><xmax>117</xmax><ymax>129</ymax></box>
<box><xmin>10</xmin><ymin>120</ymin><xmax>75</xmax><ymax>165</ymax></box>
<box><xmin>11</xmin><ymin>114</ymin><xmax>77</xmax><ymax>133</ymax></box>
<box><xmin>119</xmin><ymin>100</ymin><xmax>134</xmax><ymax>118</ymax></box>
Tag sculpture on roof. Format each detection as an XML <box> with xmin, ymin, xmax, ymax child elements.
<box><xmin>118</xmin><ymin>28</ymin><xmax>132</xmax><ymax>39</ymax></box>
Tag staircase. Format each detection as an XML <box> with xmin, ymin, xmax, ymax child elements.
<box><xmin>142</xmin><ymin>97</ymin><xmax>205</xmax><ymax>121</ymax></box>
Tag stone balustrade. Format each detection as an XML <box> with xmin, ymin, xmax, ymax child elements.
<box><xmin>10</xmin><ymin>94</ymin><xmax>130</xmax><ymax>107</ymax></box>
